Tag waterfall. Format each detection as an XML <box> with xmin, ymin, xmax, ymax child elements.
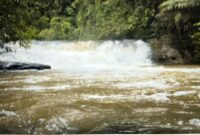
<box><xmin>0</xmin><ymin>40</ymin><xmax>153</xmax><ymax>73</ymax></box>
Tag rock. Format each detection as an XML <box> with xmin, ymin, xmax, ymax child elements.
<box><xmin>0</xmin><ymin>61</ymin><xmax>51</xmax><ymax>70</ymax></box>
<box><xmin>148</xmin><ymin>35</ymin><xmax>186</xmax><ymax>64</ymax></box>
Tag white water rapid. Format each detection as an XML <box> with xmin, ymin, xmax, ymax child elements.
<box><xmin>0</xmin><ymin>40</ymin><xmax>153</xmax><ymax>73</ymax></box>
<box><xmin>1</xmin><ymin>40</ymin><xmax>200</xmax><ymax>134</ymax></box>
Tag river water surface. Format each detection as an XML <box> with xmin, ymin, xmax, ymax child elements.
<box><xmin>0</xmin><ymin>41</ymin><xmax>200</xmax><ymax>133</ymax></box>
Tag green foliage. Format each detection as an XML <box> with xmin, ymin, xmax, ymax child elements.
<box><xmin>0</xmin><ymin>0</ymin><xmax>29</xmax><ymax>44</ymax></box>
<box><xmin>39</xmin><ymin>17</ymin><xmax>72</xmax><ymax>40</ymax></box>
<box><xmin>0</xmin><ymin>0</ymin><xmax>163</xmax><ymax>42</ymax></box>
<box><xmin>1</xmin><ymin>0</ymin><xmax>200</xmax><ymax>63</ymax></box>
<box><xmin>0</xmin><ymin>0</ymin><xmax>75</xmax><ymax>43</ymax></box>
<box><xmin>192</xmin><ymin>22</ymin><xmax>200</xmax><ymax>44</ymax></box>
<box><xmin>1</xmin><ymin>0</ymin><xmax>198</xmax><ymax>42</ymax></box>
<box><xmin>158</xmin><ymin>0</ymin><xmax>200</xmax><ymax>32</ymax></box>
<box><xmin>159</xmin><ymin>0</ymin><xmax>200</xmax><ymax>13</ymax></box>
<box><xmin>158</xmin><ymin>0</ymin><xmax>200</xmax><ymax>62</ymax></box>
<box><xmin>70</xmin><ymin>0</ymin><xmax>159</xmax><ymax>40</ymax></box>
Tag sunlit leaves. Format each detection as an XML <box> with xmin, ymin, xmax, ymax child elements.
<box><xmin>71</xmin><ymin>0</ymin><xmax>157</xmax><ymax>40</ymax></box>
<box><xmin>39</xmin><ymin>17</ymin><xmax>71</xmax><ymax>40</ymax></box>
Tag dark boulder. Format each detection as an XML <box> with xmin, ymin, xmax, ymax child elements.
<box><xmin>148</xmin><ymin>35</ymin><xmax>188</xmax><ymax>64</ymax></box>
<box><xmin>0</xmin><ymin>61</ymin><xmax>51</xmax><ymax>70</ymax></box>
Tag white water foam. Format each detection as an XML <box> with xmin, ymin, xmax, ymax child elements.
<box><xmin>3</xmin><ymin>85</ymin><xmax>72</xmax><ymax>92</ymax></box>
<box><xmin>0</xmin><ymin>40</ymin><xmax>153</xmax><ymax>73</ymax></box>
<box><xmin>2</xmin><ymin>40</ymin><xmax>200</xmax><ymax>93</ymax></box>
<box><xmin>189</xmin><ymin>119</ymin><xmax>200</xmax><ymax>126</ymax></box>
<box><xmin>83</xmin><ymin>90</ymin><xmax>198</xmax><ymax>102</ymax></box>
<box><xmin>114</xmin><ymin>80</ymin><xmax>170</xmax><ymax>89</ymax></box>
<box><xmin>2</xmin><ymin>40</ymin><xmax>200</xmax><ymax>75</ymax></box>
<box><xmin>172</xmin><ymin>91</ymin><xmax>197</xmax><ymax>96</ymax></box>
<box><xmin>45</xmin><ymin>117</ymin><xmax>77</xmax><ymax>133</ymax></box>
<box><xmin>0</xmin><ymin>110</ymin><xmax>16</xmax><ymax>117</ymax></box>
<box><xmin>45</xmin><ymin>117</ymin><xmax>70</xmax><ymax>132</ymax></box>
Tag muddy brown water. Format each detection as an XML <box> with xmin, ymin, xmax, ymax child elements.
<box><xmin>1</xmin><ymin>65</ymin><xmax>200</xmax><ymax>134</ymax></box>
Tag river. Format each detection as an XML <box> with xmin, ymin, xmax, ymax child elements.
<box><xmin>0</xmin><ymin>40</ymin><xmax>200</xmax><ymax>133</ymax></box>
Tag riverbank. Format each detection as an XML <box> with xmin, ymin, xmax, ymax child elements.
<box><xmin>148</xmin><ymin>35</ymin><xmax>193</xmax><ymax>65</ymax></box>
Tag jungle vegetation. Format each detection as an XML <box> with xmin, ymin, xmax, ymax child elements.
<box><xmin>0</xmin><ymin>0</ymin><xmax>200</xmax><ymax>61</ymax></box>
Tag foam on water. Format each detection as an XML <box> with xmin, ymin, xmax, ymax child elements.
<box><xmin>1</xmin><ymin>40</ymin><xmax>200</xmax><ymax>94</ymax></box>
<box><xmin>82</xmin><ymin>89</ymin><xmax>198</xmax><ymax>103</ymax></box>
<box><xmin>2</xmin><ymin>41</ymin><xmax>200</xmax><ymax>133</ymax></box>
<box><xmin>83</xmin><ymin>94</ymin><xmax>126</xmax><ymax>100</ymax></box>
<box><xmin>0</xmin><ymin>110</ymin><xmax>16</xmax><ymax>117</ymax></box>
<box><xmin>0</xmin><ymin>76</ymin><xmax>50</xmax><ymax>84</ymax></box>
<box><xmin>189</xmin><ymin>119</ymin><xmax>200</xmax><ymax>126</ymax></box>
<box><xmin>2</xmin><ymin>40</ymin><xmax>200</xmax><ymax>77</ymax></box>
<box><xmin>172</xmin><ymin>91</ymin><xmax>197</xmax><ymax>96</ymax></box>
<box><xmin>0</xmin><ymin>40</ymin><xmax>153</xmax><ymax>73</ymax></box>
<box><xmin>23</xmin><ymin>76</ymin><xmax>50</xmax><ymax>83</ymax></box>
<box><xmin>132</xmin><ymin>80</ymin><xmax>170</xmax><ymax>89</ymax></box>
<box><xmin>3</xmin><ymin>85</ymin><xmax>72</xmax><ymax>92</ymax></box>
<box><xmin>45</xmin><ymin>117</ymin><xmax>77</xmax><ymax>133</ymax></box>
<box><xmin>151</xmin><ymin>66</ymin><xmax>200</xmax><ymax>73</ymax></box>
<box><xmin>114</xmin><ymin>80</ymin><xmax>170</xmax><ymax>89</ymax></box>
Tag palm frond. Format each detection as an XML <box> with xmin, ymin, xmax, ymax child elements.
<box><xmin>159</xmin><ymin>0</ymin><xmax>200</xmax><ymax>13</ymax></box>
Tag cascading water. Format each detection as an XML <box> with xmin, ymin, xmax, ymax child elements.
<box><xmin>0</xmin><ymin>40</ymin><xmax>153</xmax><ymax>73</ymax></box>
<box><xmin>1</xmin><ymin>40</ymin><xmax>200</xmax><ymax>134</ymax></box>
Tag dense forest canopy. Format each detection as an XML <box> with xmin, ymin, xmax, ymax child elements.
<box><xmin>0</xmin><ymin>0</ymin><xmax>200</xmax><ymax>61</ymax></box>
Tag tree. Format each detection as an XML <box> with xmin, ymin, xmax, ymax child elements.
<box><xmin>39</xmin><ymin>17</ymin><xmax>72</xmax><ymax>40</ymax></box>
<box><xmin>158</xmin><ymin>0</ymin><xmax>200</xmax><ymax>62</ymax></box>
<box><xmin>0</xmin><ymin>0</ymin><xmax>30</xmax><ymax>44</ymax></box>
<box><xmin>158</xmin><ymin>0</ymin><xmax>200</xmax><ymax>35</ymax></box>
<box><xmin>70</xmin><ymin>0</ymin><xmax>159</xmax><ymax>40</ymax></box>
<box><xmin>159</xmin><ymin>0</ymin><xmax>200</xmax><ymax>12</ymax></box>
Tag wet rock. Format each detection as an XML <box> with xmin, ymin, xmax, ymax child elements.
<box><xmin>0</xmin><ymin>61</ymin><xmax>51</xmax><ymax>70</ymax></box>
<box><xmin>148</xmin><ymin>35</ymin><xmax>187</xmax><ymax>64</ymax></box>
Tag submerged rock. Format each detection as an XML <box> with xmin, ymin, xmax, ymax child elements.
<box><xmin>0</xmin><ymin>61</ymin><xmax>51</xmax><ymax>70</ymax></box>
